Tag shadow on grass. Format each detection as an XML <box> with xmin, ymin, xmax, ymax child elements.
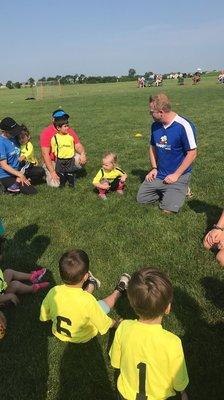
<box><xmin>188</xmin><ymin>199</ymin><xmax>223</xmax><ymax>233</ymax></box>
<box><xmin>173</xmin><ymin>287</ymin><xmax>224</xmax><ymax>400</ymax></box>
<box><xmin>57</xmin><ymin>337</ymin><xmax>116</xmax><ymax>400</ymax></box>
<box><xmin>4</xmin><ymin>223</ymin><xmax>50</xmax><ymax>270</ymax></box>
<box><xmin>0</xmin><ymin>269</ymin><xmax>55</xmax><ymax>400</ymax></box>
<box><xmin>0</xmin><ymin>224</ymin><xmax>53</xmax><ymax>400</ymax></box>
<box><xmin>75</xmin><ymin>167</ymin><xmax>87</xmax><ymax>179</ymax></box>
<box><xmin>200</xmin><ymin>276</ymin><xmax>224</xmax><ymax>310</ymax></box>
<box><xmin>131</xmin><ymin>169</ymin><xmax>148</xmax><ymax>183</ymax></box>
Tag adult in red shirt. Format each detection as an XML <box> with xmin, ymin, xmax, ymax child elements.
<box><xmin>39</xmin><ymin>109</ymin><xmax>87</xmax><ymax>187</ymax></box>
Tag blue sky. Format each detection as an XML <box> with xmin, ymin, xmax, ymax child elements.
<box><xmin>1</xmin><ymin>0</ymin><xmax>223</xmax><ymax>82</ymax></box>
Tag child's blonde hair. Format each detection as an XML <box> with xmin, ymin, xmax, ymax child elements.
<box><xmin>103</xmin><ymin>152</ymin><xmax>118</xmax><ymax>166</ymax></box>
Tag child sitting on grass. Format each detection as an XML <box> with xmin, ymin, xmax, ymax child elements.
<box><xmin>93</xmin><ymin>152</ymin><xmax>127</xmax><ymax>200</ymax></box>
<box><xmin>50</xmin><ymin>118</ymin><xmax>76</xmax><ymax>188</ymax></box>
<box><xmin>18</xmin><ymin>125</ymin><xmax>45</xmax><ymax>182</ymax></box>
<box><xmin>40</xmin><ymin>249</ymin><xmax>130</xmax><ymax>343</ymax></box>
<box><xmin>0</xmin><ymin>223</ymin><xmax>49</xmax><ymax>307</ymax></box>
<box><xmin>110</xmin><ymin>267</ymin><xmax>189</xmax><ymax>400</ymax></box>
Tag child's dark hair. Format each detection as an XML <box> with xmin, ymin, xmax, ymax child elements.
<box><xmin>127</xmin><ymin>267</ymin><xmax>173</xmax><ymax>319</ymax></box>
<box><xmin>20</xmin><ymin>124</ymin><xmax>30</xmax><ymax>134</ymax></box>
<box><xmin>53</xmin><ymin>117</ymin><xmax>69</xmax><ymax>129</ymax></box>
<box><xmin>59</xmin><ymin>249</ymin><xmax>89</xmax><ymax>285</ymax></box>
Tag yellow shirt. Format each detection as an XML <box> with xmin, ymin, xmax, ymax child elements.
<box><xmin>110</xmin><ymin>320</ymin><xmax>189</xmax><ymax>400</ymax></box>
<box><xmin>40</xmin><ymin>285</ymin><xmax>112</xmax><ymax>343</ymax></box>
<box><xmin>0</xmin><ymin>269</ymin><xmax>7</xmax><ymax>293</ymax></box>
<box><xmin>92</xmin><ymin>167</ymin><xmax>126</xmax><ymax>185</ymax></box>
<box><xmin>20</xmin><ymin>142</ymin><xmax>38</xmax><ymax>165</ymax></box>
<box><xmin>51</xmin><ymin>133</ymin><xmax>75</xmax><ymax>159</ymax></box>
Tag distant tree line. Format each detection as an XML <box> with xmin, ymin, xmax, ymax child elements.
<box><xmin>0</xmin><ymin>68</ymin><xmax>209</xmax><ymax>89</ymax></box>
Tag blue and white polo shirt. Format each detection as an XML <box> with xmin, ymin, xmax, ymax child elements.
<box><xmin>150</xmin><ymin>114</ymin><xmax>197</xmax><ymax>180</ymax></box>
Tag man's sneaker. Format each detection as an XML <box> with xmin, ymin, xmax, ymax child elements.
<box><xmin>115</xmin><ymin>273</ymin><xmax>131</xmax><ymax>293</ymax></box>
<box><xmin>30</xmin><ymin>268</ymin><xmax>47</xmax><ymax>283</ymax></box>
<box><xmin>7</xmin><ymin>183</ymin><xmax>20</xmax><ymax>193</ymax></box>
<box><xmin>33</xmin><ymin>281</ymin><xmax>49</xmax><ymax>292</ymax></box>
<box><xmin>84</xmin><ymin>271</ymin><xmax>101</xmax><ymax>290</ymax></box>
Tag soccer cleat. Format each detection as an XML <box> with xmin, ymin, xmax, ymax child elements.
<box><xmin>30</xmin><ymin>268</ymin><xmax>47</xmax><ymax>283</ymax></box>
<box><xmin>84</xmin><ymin>271</ymin><xmax>101</xmax><ymax>290</ymax></box>
<box><xmin>33</xmin><ymin>281</ymin><xmax>49</xmax><ymax>292</ymax></box>
<box><xmin>7</xmin><ymin>183</ymin><xmax>20</xmax><ymax>193</ymax></box>
<box><xmin>115</xmin><ymin>273</ymin><xmax>131</xmax><ymax>293</ymax></box>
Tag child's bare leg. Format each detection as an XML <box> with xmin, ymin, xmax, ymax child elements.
<box><xmin>6</xmin><ymin>280</ymin><xmax>35</xmax><ymax>294</ymax></box>
<box><xmin>102</xmin><ymin>273</ymin><xmax>131</xmax><ymax>309</ymax></box>
<box><xmin>4</xmin><ymin>269</ymin><xmax>31</xmax><ymax>284</ymax></box>
<box><xmin>85</xmin><ymin>283</ymin><xmax>95</xmax><ymax>294</ymax></box>
<box><xmin>216</xmin><ymin>249</ymin><xmax>224</xmax><ymax>267</ymax></box>
<box><xmin>102</xmin><ymin>290</ymin><xmax>121</xmax><ymax>309</ymax></box>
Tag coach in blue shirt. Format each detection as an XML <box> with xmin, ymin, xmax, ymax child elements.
<box><xmin>137</xmin><ymin>93</ymin><xmax>197</xmax><ymax>213</ymax></box>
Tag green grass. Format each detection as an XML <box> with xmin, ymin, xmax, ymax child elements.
<box><xmin>0</xmin><ymin>77</ymin><xmax>223</xmax><ymax>400</ymax></box>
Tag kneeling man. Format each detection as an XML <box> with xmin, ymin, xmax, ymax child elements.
<box><xmin>137</xmin><ymin>93</ymin><xmax>197</xmax><ymax>213</ymax></box>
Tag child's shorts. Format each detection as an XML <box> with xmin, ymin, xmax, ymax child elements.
<box><xmin>98</xmin><ymin>300</ymin><xmax>110</xmax><ymax>314</ymax></box>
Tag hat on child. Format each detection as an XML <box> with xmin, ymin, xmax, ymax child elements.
<box><xmin>52</xmin><ymin>109</ymin><xmax>70</xmax><ymax>119</ymax></box>
<box><xmin>0</xmin><ymin>117</ymin><xmax>23</xmax><ymax>137</ymax></box>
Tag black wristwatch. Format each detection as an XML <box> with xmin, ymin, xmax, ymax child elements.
<box><xmin>213</xmin><ymin>224</ymin><xmax>224</xmax><ymax>231</ymax></box>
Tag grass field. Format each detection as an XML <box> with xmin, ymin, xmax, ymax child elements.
<box><xmin>0</xmin><ymin>77</ymin><xmax>223</xmax><ymax>400</ymax></box>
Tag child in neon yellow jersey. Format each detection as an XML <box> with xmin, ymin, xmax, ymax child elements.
<box><xmin>93</xmin><ymin>153</ymin><xmax>127</xmax><ymax>200</ymax></box>
<box><xmin>110</xmin><ymin>268</ymin><xmax>189</xmax><ymax>400</ymax></box>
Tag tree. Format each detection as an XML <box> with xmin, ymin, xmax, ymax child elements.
<box><xmin>6</xmin><ymin>81</ymin><xmax>14</xmax><ymax>89</ymax></box>
<box><xmin>28</xmin><ymin>77</ymin><xmax>35</xmax><ymax>87</ymax></box>
<box><xmin>78</xmin><ymin>74</ymin><xmax>86</xmax><ymax>84</ymax></box>
<box><xmin>128</xmin><ymin>68</ymin><xmax>136</xmax><ymax>78</ymax></box>
<box><xmin>14</xmin><ymin>82</ymin><xmax>21</xmax><ymax>89</ymax></box>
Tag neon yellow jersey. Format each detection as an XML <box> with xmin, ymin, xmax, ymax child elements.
<box><xmin>0</xmin><ymin>269</ymin><xmax>7</xmax><ymax>293</ymax></box>
<box><xmin>92</xmin><ymin>167</ymin><xmax>126</xmax><ymax>185</ymax></box>
<box><xmin>51</xmin><ymin>133</ymin><xmax>75</xmax><ymax>159</ymax></box>
<box><xmin>20</xmin><ymin>142</ymin><xmax>38</xmax><ymax>165</ymax></box>
<box><xmin>40</xmin><ymin>285</ymin><xmax>112</xmax><ymax>343</ymax></box>
<box><xmin>110</xmin><ymin>320</ymin><xmax>189</xmax><ymax>400</ymax></box>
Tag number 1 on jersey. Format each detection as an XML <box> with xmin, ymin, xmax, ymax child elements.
<box><xmin>136</xmin><ymin>362</ymin><xmax>147</xmax><ymax>400</ymax></box>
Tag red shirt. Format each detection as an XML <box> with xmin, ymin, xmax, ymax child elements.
<box><xmin>39</xmin><ymin>124</ymin><xmax>80</xmax><ymax>160</ymax></box>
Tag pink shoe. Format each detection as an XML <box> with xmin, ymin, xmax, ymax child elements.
<box><xmin>98</xmin><ymin>193</ymin><xmax>107</xmax><ymax>200</ymax></box>
<box><xmin>33</xmin><ymin>282</ymin><xmax>49</xmax><ymax>292</ymax></box>
<box><xmin>30</xmin><ymin>268</ymin><xmax>47</xmax><ymax>283</ymax></box>
<box><xmin>116</xmin><ymin>180</ymin><xmax>125</xmax><ymax>194</ymax></box>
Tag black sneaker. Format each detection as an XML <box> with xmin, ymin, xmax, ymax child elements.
<box><xmin>115</xmin><ymin>273</ymin><xmax>131</xmax><ymax>293</ymax></box>
<box><xmin>83</xmin><ymin>271</ymin><xmax>101</xmax><ymax>290</ymax></box>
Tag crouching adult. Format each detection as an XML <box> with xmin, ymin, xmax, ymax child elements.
<box><xmin>137</xmin><ymin>94</ymin><xmax>197</xmax><ymax>213</ymax></box>
<box><xmin>0</xmin><ymin>118</ymin><xmax>36</xmax><ymax>195</ymax></box>
<box><xmin>39</xmin><ymin>109</ymin><xmax>87</xmax><ymax>188</ymax></box>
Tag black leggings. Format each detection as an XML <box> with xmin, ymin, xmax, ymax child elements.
<box><xmin>0</xmin><ymin>177</ymin><xmax>37</xmax><ymax>195</ymax></box>
<box><xmin>24</xmin><ymin>165</ymin><xmax>45</xmax><ymax>182</ymax></box>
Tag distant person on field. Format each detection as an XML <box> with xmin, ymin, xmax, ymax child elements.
<box><xmin>0</xmin><ymin>117</ymin><xmax>37</xmax><ymax>195</ymax></box>
<box><xmin>137</xmin><ymin>93</ymin><xmax>197</xmax><ymax>213</ymax></box>
<box><xmin>39</xmin><ymin>109</ymin><xmax>87</xmax><ymax>188</ymax></box>
<box><xmin>93</xmin><ymin>152</ymin><xmax>127</xmax><ymax>200</ymax></box>
<box><xmin>203</xmin><ymin>210</ymin><xmax>224</xmax><ymax>267</ymax></box>
<box><xmin>18</xmin><ymin>124</ymin><xmax>45</xmax><ymax>182</ymax></box>
<box><xmin>110</xmin><ymin>267</ymin><xmax>189</xmax><ymax>400</ymax></box>
<box><xmin>40</xmin><ymin>249</ymin><xmax>130</xmax><ymax>343</ymax></box>
<box><xmin>51</xmin><ymin>117</ymin><xmax>76</xmax><ymax>188</ymax></box>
